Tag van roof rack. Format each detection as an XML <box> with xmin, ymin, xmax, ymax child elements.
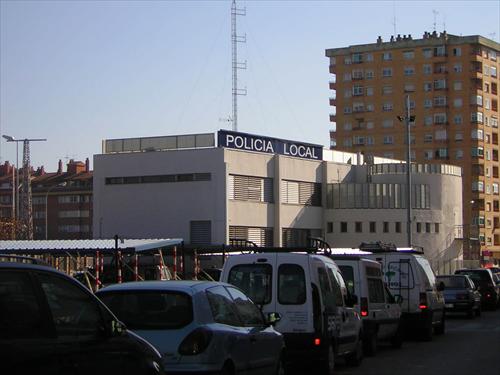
<box><xmin>226</xmin><ymin>237</ymin><xmax>332</xmax><ymax>255</ymax></box>
<box><xmin>358</xmin><ymin>241</ymin><xmax>424</xmax><ymax>254</ymax></box>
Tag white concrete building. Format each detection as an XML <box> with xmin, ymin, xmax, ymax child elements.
<box><xmin>93</xmin><ymin>131</ymin><xmax>464</xmax><ymax>272</ymax></box>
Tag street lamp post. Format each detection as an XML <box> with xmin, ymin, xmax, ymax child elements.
<box><xmin>397</xmin><ymin>94</ymin><xmax>416</xmax><ymax>248</ymax></box>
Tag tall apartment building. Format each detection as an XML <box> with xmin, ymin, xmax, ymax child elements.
<box><xmin>0</xmin><ymin>159</ymin><xmax>93</xmax><ymax>240</ymax></box>
<box><xmin>326</xmin><ymin>31</ymin><xmax>500</xmax><ymax>263</ymax></box>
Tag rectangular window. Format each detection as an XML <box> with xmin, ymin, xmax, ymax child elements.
<box><xmin>278</xmin><ymin>264</ymin><xmax>306</xmax><ymax>305</ymax></box>
<box><xmin>340</xmin><ymin>222</ymin><xmax>348</xmax><ymax>233</ymax></box>
<box><xmin>327</xmin><ymin>222</ymin><xmax>333</xmax><ymax>233</ymax></box>
<box><xmin>416</xmin><ymin>222</ymin><xmax>422</xmax><ymax>233</ymax></box>
<box><xmin>383</xmin><ymin>135</ymin><xmax>394</xmax><ymax>144</ymax></box>
<box><xmin>423</xmin><ymin>48</ymin><xmax>432</xmax><ymax>58</ymax></box>
<box><xmin>190</xmin><ymin>221</ymin><xmax>211</xmax><ymax>245</ymax></box>
<box><xmin>229</xmin><ymin>226</ymin><xmax>273</xmax><ymax>247</ymax></box>
<box><xmin>382</xmin><ymin>68</ymin><xmax>392</xmax><ymax>77</ymax></box>
<box><xmin>282</xmin><ymin>228</ymin><xmax>321</xmax><ymax>248</ymax></box>
<box><xmin>355</xmin><ymin>222</ymin><xmax>363</xmax><ymax>233</ymax></box>
<box><xmin>404</xmin><ymin>66</ymin><xmax>415</xmax><ymax>76</ymax></box>
<box><xmin>282</xmin><ymin>180</ymin><xmax>321</xmax><ymax>206</ymax></box>
<box><xmin>383</xmin><ymin>102</ymin><xmax>393</xmax><ymax>112</ymax></box>
<box><xmin>365</xmin><ymin>70</ymin><xmax>374</xmax><ymax>79</ymax></box>
<box><xmin>403</xmin><ymin>50</ymin><xmax>415</xmax><ymax>59</ymax></box>
<box><xmin>229</xmin><ymin>174</ymin><xmax>273</xmax><ymax>203</ymax></box>
<box><xmin>383</xmin><ymin>222</ymin><xmax>389</xmax><ymax>233</ymax></box>
<box><xmin>453</xmin><ymin>81</ymin><xmax>462</xmax><ymax>91</ymax></box>
<box><xmin>395</xmin><ymin>222</ymin><xmax>401</xmax><ymax>233</ymax></box>
<box><xmin>382</xmin><ymin>52</ymin><xmax>392</xmax><ymax>61</ymax></box>
<box><xmin>228</xmin><ymin>264</ymin><xmax>272</xmax><ymax>306</ymax></box>
<box><xmin>369</xmin><ymin>222</ymin><xmax>376</xmax><ymax>233</ymax></box>
<box><xmin>424</xmin><ymin>82</ymin><xmax>432</xmax><ymax>92</ymax></box>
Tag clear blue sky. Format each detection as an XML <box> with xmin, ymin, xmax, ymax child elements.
<box><xmin>1</xmin><ymin>0</ymin><xmax>499</xmax><ymax>171</ymax></box>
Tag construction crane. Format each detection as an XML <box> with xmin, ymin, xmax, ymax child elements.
<box><xmin>2</xmin><ymin>135</ymin><xmax>46</xmax><ymax>239</ymax></box>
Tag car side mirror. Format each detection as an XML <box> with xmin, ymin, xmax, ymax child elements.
<box><xmin>394</xmin><ymin>294</ymin><xmax>404</xmax><ymax>305</ymax></box>
<box><xmin>266</xmin><ymin>312</ymin><xmax>282</xmax><ymax>326</ymax></box>
<box><xmin>436</xmin><ymin>282</ymin><xmax>445</xmax><ymax>292</ymax></box>
<box><xmin>108</xmin><ymin>320</ymin><xmax>126</xmax><ymax>337</ymax></box>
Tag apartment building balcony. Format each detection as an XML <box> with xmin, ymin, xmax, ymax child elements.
<box><xmin>329</xmin><ymin>97</ymin><xmax>336</xmax><ymax>106</ymax></box>
<box><xmin>329</xmin><ymin>114</ymin><xmax>336</xmax><ymax>122</ymax></box>
<box><xmin>471</xmin><ymin>77</ymin><xmax>483</xmax><ymax>91</ymax></box>
<box><xmin>329</xmin><ymin>80</ymin><xmax>336</xmax><ymax>90</ymax></box>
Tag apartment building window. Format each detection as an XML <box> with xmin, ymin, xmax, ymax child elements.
<box><xmin>353</xmin><ymin>136</ymin><xmax>365</xmax><ymax>146</ymax></box>
<box><xmin>382</xmin><ymin>68</ymin><xmax>392</xmax><ymax>77</ymax></box>
<box><xmin>383</xmin><ymin>135</ymin><xmax>394</xmax><ymax>144</ymax></box>
<box><xmin>472</xmin><ymin>181</ymin><xmax>484</xmax><ymax>192</ymax></box>
<box><xmin>343</xmin><ymin>72</ymin><xmax>352</xmax><ymax>81</ymax></box>
<box><xmin>425</xmin><ymin>223</ymin><xmax>431</xmax><ymax>233</ymax></box>
<box><xmin>436</xmin><ymin>148</ymin><xmax>448</xmax><ymax>159</ymax></box>
<box><xmin>424</xmin><ymin>133</ymin><xmax>433</xmax><ymax>142</ymax></box>
<box><xmin>434</xmin><ymin>96</ymin><xmax>447</xmax><ymax>107</ymax></box>
<box><xmin>229</xmin><ymin>174</ymin><xmax>273</xmax><ymax>203</ymax></box>
<box><xmin>435</xmin><ymin>223</ymin><xmax>440</xmax><ymax>233</ymax></box>
<box><xmin>483</xmin><ymin>65</ymin><xmax>490</xmax><ymax>76</ymax></box>
<box><xmin>472</xmin><ymin>95</ymin><xmax>483</xmax><ymax>106</ymax></box>
<box><xmin>366</xmin><ymin>87</ymin><xmax>374</xmax><ymax>96</ymax></box>
<box><xmin>344</xmin><ymin>56</ymin><xmax>352</xmax><ymax>65</ymax></box>
<box><xmin>59</xmin><ymin>225</ymin><xmax>90</xmax><ymax>233</ymax></box>
<box><xmin>344</xmin><ymin>89</ymin><xmax>352</xmax><ymax>98</ymax></box>
<box><xmin>58</xmin><ymin>195</ymin><xmax>91</xmax><ymax>204</ymax></box>
<box><xmin>452</xmin><ymin>47</ymin><xmax>461</xmax><ymax>57</ymax></box>
<box><xmin>423</xmin><ymin>48</ymin><xmax>432</xmax><ymax>58</ymax></box>
<box><xmin>423</xmin><ymin>64</ymin><xmax>432</xmax><ymax>75</ymax></box>
<box><xmin>353</xmin><ymin>102</ymin><xmax>364</xmax><ymax>113</ymax></box>
<box><xmin>365</xmin><ymin>53</ymin><xmax>374</xmax><ymax>62</ymax></box>
<box><xmin>454</xmin><ymin>115</ymin><xmax>463</xmax><ymax>125</ymax></box>
<box><xmin>434</xmin><ymin>46</ymin><xmax>446</xmax><ymax>57</ymax></box>
<box><xmin>484</xmin><ymin>98</ymin><xmax>491</xmax><ymax>110</ymax></box>
<box><xmin>424</xmin><ymin>150</ymin><xmax>433</xmax><ymax>160</ymax></box>
<box><xmin>404</xmin><ymin>66</ymin><xmax>415</xmax><ymax>76</ymax></box>
<box><xmin>490</xmin><ymin>51</ymin><xmax>497</xmax><ymax>61</ymax></box>
<box><xmin>230</xmin><ymin>226</ymin><xmax>273</xmax><ymax>247</ymax></box>
<box><xmin>492</xmin><ymin>117</ymin><xmax>498</xmax><ymax>128</ymax></box>
<box><xmin>453</xmin><ymin>63</ymin><xmax>462</xmax><ymax>73</ymax></box>
<box><xmin>32</xmin><ymin>197</ymin><xmax>45</xmax><ymax>205</ymax></box>
<box><xmin>365</xmin><ymin>70</ymin><xmax>374</xmax><ymax>79</ymax></box>
<box><xmin>453</xmin><ymin>81</ymin><xmax>462</xmax><ymax>91</ymax></box>
<box><xmin>434</xmin><ymin>79</ymin><xmax>447</xmax><ymax>90</ymax></box>
<box><xmin>366</xmin><ymin>136</ymin><xmax>375</xmax><ymax>145</ymax></box>
<box><xmin>424</xmin><ymin>99</ymin><xmax>432</xmax><ymax>108</ymax></box>
<box><xmin>491</xmin><ymin>66</ymin><xmax>497</xmax><ymax>78</ymax></box>
<box><xmin>382</xmin><ymin>52</ymin><xmax>392</xmax><ymax>61</ymax></box>
<box><xmin>416</xmin><ymin>222</ymin><xmax>422</xmax><ymax>233</ymax></box>
<box><xmin>382</xmin><ymin>119</ymin><xmax>394</xmax><ymax>128</ymax></box>
<box><xmin>33</xmin><ymin>211</ymin><xmax>46</xmax><ymax>219</ymax></box>
<box><xmin>343</xmin><ymin>122</ymin><xmax>352</xmax><ymax>131</ymax></box>
<box><xmin>493</xmin><ymin>183</ymin><xmax>499</xmax><ymax>194</ymax></box>
<box><xmin>383</xmin><ymin>222</ymin><xmax>389</xmax><ymax>233</ymax></box>
<box><xmin>423</xmin><ymin>82</ymin><xmax>432</xmax><ymax>92</ymax></box>
<box><xmin>352</xmin><ymin>69</ymin><xmax>363</xmax><ymax>80</ymax></box>
<box><xmin>355</xmin><ymin>222</ymin><xmax>363</xmax><ymax>233</ymax></box>
<box><xmin>395</xmin><ymin>222</ymin><xmax>401</xmax><ymax>233</ymax></box>
<box><xmin>366</xmin><ymin>104</ymin><xmax>374</xmax><ymax>112</ymax></box>
<box><xmin>190</xmin><ymin>221</ymin><xmax>211</xmax><ymax>245</ymax></box>
<box><xmin>327</xmin><ymin>222</ymin><xmax>333</xmax><ymax>233</ymax></box>
<box><xmin>471</xmin><ymin>129</ymin><xmax>484</xmax><ymax>140</ymax></box>
<box><xmin>403</xmin><ymin>50</ymin><xmax>415</xmax><ymax>59</ymax></box>
<box><xmin>58</xmin><ymin>210</ymin><xmax>90</xmax><ymax>218</ymax></box>
<box><xmin>340</xmin><ymin>222</ymin><xmax>348</xmax><ymax>233</ymax></box>
<box><xmin>471</xmin><ymin>146</ymin><xmax>484</xmax><ymax>158</ymax></box>
<box><xmin>434</xmin><ymin>113</ymin><xmax>447</xmax><ymax>124</ymax></box>
<box><xmin>366</xmin><ymin>121</ymin><xmax>374</xmax><ymax>129</ymax></box>
<box><xmin>455</xmin><ymin>149</ymin><xmax>464</xmax><ymax>159</ymax></box>
<box><xmin>424</xmin><ymin>116</ymin><xmax>433</xmax><ymax>126</ymax></box>
<box><xmin>281</xmin><ymin>180</ymin><xmax>321</xmax><ymax>206</ymax></box>
<box><xmin>455</xmin><ymin>132</ymin><xmax>464</xmax><ymax>141</ymax></box>
<box><xmin>404</xmin><ymin>83</ymin><xmax>415</xmax><ymax>92</ymax></box>
<box><xmin>352</xmin><ymin>53</ymin><xmax>363</xmax><ymax>64</ymax></box>
<box><xmin>382</xmin><ymin>102</ymin><xmax>393</xmax><ymax>112</ymax></box>
<box><xmin>343</xmin><ymin>139</ymin><xmax>353</xmax><ymax>147</ymax></box>
<box><xmin>344</xmin><ymin>106</ymin><xmax>352</xmax><ymax>114</ymax></box>
<box><xmin>471</xmin><ymin>112</ymin><xmax>484</xmax><ymax>124</ymax></box>
<box><xmin>369</xmin><ymin>222</ymin><xmax>376</xmax><ymax>233</ymax></box>
<box><xmin>382</xmin><ymin>85</ymin><xmax>393</xmax><ymax>95</ymax></box>
<box><xmin>352</xmin><ymin>85</ymin><xmax>364</xmax><ymax>96</ymax></box>
<box><xmin>453</xmin><ymin>98</ymin><xmax>463</xmax><ymax>108</ymax></box>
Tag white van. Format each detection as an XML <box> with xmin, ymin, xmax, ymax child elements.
<box><xmin>331</xmin><ymin>256</ymin><xmax>403</xmax><ymax>355</ymax></box>
<box><xmin>220</xmin><ymin>251</ymin><xmax>363</xmax><ymax>373</ymax></box>
<box><xmin>356</xmin><ymin>243</ymin><xmax>446</xmax><ymax>341</ymax></box>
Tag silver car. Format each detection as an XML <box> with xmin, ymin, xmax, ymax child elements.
<box><xmin>96</xmin><ymin>280</ymin><xmax>285</xmax><ymax>375</ymax></box>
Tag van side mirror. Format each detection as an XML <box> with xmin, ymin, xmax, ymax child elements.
<box><xmin>105</xmin><ymin>320</ymin><xmax>126</xmax><ymax>337</ymax></box>
<box><xmin>394</xmin><ymin>295</ymin><xmax>404</xmax><ymax>305</ymax></box>
<box><xmin>266</xmin><ymin>312</ymin><xmax>281</xmax><ymax>326</ymax></box>
<box><xmin>436</xmin><ymin>282</ymin><xmax>445</xmax><ymax>292</ymax></box>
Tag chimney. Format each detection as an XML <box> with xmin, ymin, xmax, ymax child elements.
<box><xmin>377</xmin><ymin>36</ymin><xmax>382</xmax><ymax>45</ymax></box>
<box><xmin>57</xmin><ymin>159</ymin><xmax>63</xmax><ymax>174</ymax></box>
<box><xmin>85</xmin><ymin>158</ymin><xmax>90</xmax><ymax>172</ymax></box>
<box><xmin>67</xmin><ymin>159</ymin><xmax>86</xmax><ymax>174</ymax></box>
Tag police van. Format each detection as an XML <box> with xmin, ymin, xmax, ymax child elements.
<box><xmin>220</xmin><ymin>250</ymin><xmax>363</xmax><ymax>374</ymax></box>
<box><xmin>350</xmin><ymin>242</ymin><xmax>446</xmax><ymax>341</ymax></box>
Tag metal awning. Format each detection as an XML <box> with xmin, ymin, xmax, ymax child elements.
<box><xmin>0</xmin><ymin>239</ymin><xmax>184</xmax><ymax>255</ymax></box>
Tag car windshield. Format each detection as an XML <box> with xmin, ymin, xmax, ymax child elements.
<box><xmin>455</xmin><ymin>270</ymin><xmax>491</xmax><ymax>287</ymax></box>
<box><xmin>436</xmin><ymin>276</ymin><xmax>467</xmax><ymax>289</ymax></box>
<box><xmin>228</xmin><ymin>264</ymin><xmax>272</xmax><ymax>305</ymax></box>
<box><xmin>97</xmin><ymin>290</ymin><xmax>193</xmax><ymax>330</ymax></box>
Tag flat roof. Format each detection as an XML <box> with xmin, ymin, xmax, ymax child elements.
<box><xmin>0</xmin><ymin>239</ymin><xmax>184</xmax><ymax>255</ymax></box>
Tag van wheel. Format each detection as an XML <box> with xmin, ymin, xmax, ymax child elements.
<box><xmin>434</xmin><ymin>311</ymin><xmax>445</xmax><ymax>335</ymax></box>
<box><xmin>320</xmin><ymin>344</ymin><xmax>335</xmax><ymax>375</ymax></box>
<box><xmin>345</xmin><ymin>335</ymin><xmax>363</xmax><ymax>366</ymax></box>
<box><xmin>363</xmin><ymin>331</ymin><xmax>377</xmax><ymax>356</ymax></box>
<box><xmin>390</xmin><ymin>327</ymin><xmax>403</xmax><ymax>349</ymax></box>
<box><xmin>420</xmin><ymin>318</ymin><xmax>433</xmax><ymax>341</ymax></box>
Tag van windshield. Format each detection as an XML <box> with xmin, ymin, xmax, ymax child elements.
<box><xmin>228</xmin><ymin>264</ymin><xmax>272</xmax><ymax>305</ymax></box>
<box><xmin>414</xmin><ymin>256</ymin><xmax>436</xmax><ymax>286</ymax></box>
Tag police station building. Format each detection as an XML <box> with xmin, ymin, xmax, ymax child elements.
<box><xmin>93</xmin><ymin>130</ymin><xmax>464</xmax><ymax>269</ymax></box>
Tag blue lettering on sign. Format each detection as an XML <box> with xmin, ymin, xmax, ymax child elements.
<box><xmin>218</xmin><ymin>130</ymin><xmax>323</xmax><ymax>160</ymax></box>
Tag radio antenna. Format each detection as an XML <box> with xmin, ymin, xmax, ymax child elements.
<box><xmin>231</xmin><ymin>0</ymin><xmax>247</xmax><ymax>132</ymax></box>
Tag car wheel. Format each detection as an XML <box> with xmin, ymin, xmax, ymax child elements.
<box><xmin>320</xmin><ymin>344</ymin><xmax>335</xmax><ymax>375</ymax></box>
<box><xmin>345</xmin><ymin>334</ymin><xmax>363</xmax><ymax>366</ymax></box>
<box><xmin>434</xmin><ymin>311</ymin><xmax>445</xmax><ymax>335</ymax></box>
<box><xmin>363</xmin><ymin>330</ymin><xmax>377</xmax><ymax>356</ymax></box>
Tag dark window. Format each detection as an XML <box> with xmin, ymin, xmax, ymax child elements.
<box><xmin>369</xmin><ymin>221</ymin><xmax>376</xmax><ymax>233</ymax></box>
<box><xmin>318</xmin><ymin>268</ymin><xmax>335</xmax><ymax>312</ymax></box>
<box><xmin>327</xmin><ymin>222</ymin><xmax>333</xmax><ymax>233</ymax></box>
<box><xmin>37</xmin><ymin>272</ymin><xmax>103</xmax><ymax>338</ymax></box>
<box><xmin>435</xmin><ymin>223</ymin><xmax>440</xmax><ymax>233</ymax></box>
<box><xmin>105</xmin><ymin>177</ymin><xmax>124</xmax><ymax>185</ymax></box>
<box><xmin>228</xmin><ymin>264</ymin><xmax>272</xmax><ymax>305</ymax></box>
<box><xmin>194</xmin><ymin>173</ymin><xmax>211</xmax><ymax>181</ymax></box>
<box><xmin>142</xmin><ymin>175</ymin><xmax>162</xmax><ymax>183</ymax></box>
<box><xmin>177</xmin><ymin>174</ymin><xmax>194</xmax><ymax>182</ymax></box>
<box><xmin>123</xmin><ymin>176</ymin><xmax>141</xmax><ymax>184</ymax></box>
<box><xmin>206</xmin><ymin>286</ymin><xmax>241</xmax><ymax>326</ymax></box>
<box><xmin>367</xmin><ymin>278</ymin><xmax>385</xmax><ymax>303</ymax></box>
<box><xmin>278</xmin><ymin>264</ymin><xmax>306</xmax><ymax>305</ymax></box>
<box><xmin>338</xmin><ymin>265</ymin><xmax>355</xmax><ymax>295</ymax></box>
<box><xmin>395</xmin><ymin>222</ymin><xmax>402</xmax><ymax>233</ymax></box>
<box><xmin>160</xmin><ymin>175</ymin><xmax>176</xmax><ymax>183</ymax></box>
<box><xmin>355</xmin><ymin>222</ymin><xmax>363</xmax><ymax>233</ymax></box>
<box><xmin>340</xmin><ymin>222</ymin><xmax>348</xmax><ymax>233</ymax></box>
<box><xmin>383</xmin><ymin>221</ymin><xmax>389</xmax><ymax>233</ymax></box>
<box><xmin>97</xmin><ymin>290</ymin><xmax>192</xmax><ymax>330</ymax></box>
<box><xmin>190</xmin><ymin>221</ymin><xmax>212</xmax><ymax>245</ymax></box>
<box><xmin>226</xmin><ymin>287</ymin><xmax>264</xmax><ymax>326</ymax></box>
<box><xmin>436</xmin><ymin>276</ymin><xmax>467</xmax><ymax>289</ymax></box>
<box><xmin>0</xmin><ymin>271</ymin><xmax>47</xmax><ymax>339</ymax></box>
<box><xmin>426</xmin><ymin>222</ymin><xmax>431</xmax><ymax>233</ymax></box>
<box><xmin>417</xmin><ymin>222</ymin><xmax>422</xmax><ymax>233</ymax></box>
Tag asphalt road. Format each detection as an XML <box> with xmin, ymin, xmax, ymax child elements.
<box><xmin>333</xmin><ymin>310</ymin><xmax>500</xmax><ymax>375</ymax></box>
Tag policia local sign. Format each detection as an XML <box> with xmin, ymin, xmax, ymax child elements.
<box><xmin>218</xmin><ymin>130</ymin><xmax>323</xmax><ymax>161</ymax></box>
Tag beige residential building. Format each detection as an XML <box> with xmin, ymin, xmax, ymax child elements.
<box><xmin>326</xmin><ymin>31</ymin><xmax>500</xmax><ymax>263</ymax></box>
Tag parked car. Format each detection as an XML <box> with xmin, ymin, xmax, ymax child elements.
<box><xmin>359</xmin><ymin>243</ymin><xmax>446</xmax><ymax>341</ymax></box>
<box><xmin>436</xmin><ymin>275</ymin><xmax>482</xmax><ymax>318</ymax></box>
<box><xmin>220</xmin><ymin>251</ymin><xmax>363</xmax><ymax>374</ymax></box>
<box><xmin>454</xmin><ymin>268</ymin><xmax>500</xmax><ymax>309</ymax></box>
<box><xmin>0</xmin><ymin>259</ymin><xmax>165</xmax><ymax>375</ymax></box>
<box><xmin>333</xmin><ymin>255</ymin><xmax>403</xmax><ymax>355</ymax></box>
<box><xmin>96</xmin><ymin>280</ymin><xmax>285</xmax><ymax>375</ymax></box>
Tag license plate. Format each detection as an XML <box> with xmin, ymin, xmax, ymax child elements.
<box><xmin>445</xmin><ymin>303</ymin><xmax>454</xmax><ymax>308</ymax></box>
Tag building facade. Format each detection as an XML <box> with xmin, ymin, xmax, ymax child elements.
<box><xmin>93</xmin><ymin>132</ymin><xmax>464</xmax><ymax>272</ymax></box>
<box><xmin>326</xmin><ymin>31</ymin><xmax>500</xmax><ymax>263</ymax></box>
<box><xmin>0</xmin><ymin>159</ymin><xmax>93</xmax><ymax>240</ymax></box>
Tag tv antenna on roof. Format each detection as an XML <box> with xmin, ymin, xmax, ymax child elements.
<box><xmin>391</xmin><ymin>1</ymin><xmax>397</xmax><ymax>35</ymax></box>
<box><xmin>230</xmin><ymin>0</ymin><xmax>247</xmax><ymax>132</ymax></box>
<box><xmin>432</xmin><ymin>9</ymin><xmax>439</xmax><ymax>32</ymax></box>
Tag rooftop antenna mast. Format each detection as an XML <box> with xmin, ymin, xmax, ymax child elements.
<box><xmin>231</xmin><ymin>0</ymin><xmax>247</xmax><ymax>132</ymax></box>
<box><xmin>392</xmin><ymin>1</ymin><xmax>397</xmax><ymax>35</ymax></box>
<box><xmin>432</xmin><ymin>9</ymin><xmax>439</xmax><ymax>32</ymax></box>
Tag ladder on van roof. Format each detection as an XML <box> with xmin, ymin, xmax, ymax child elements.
<box><xmin>359</xmin><ymin>241</ymin><xmax>424</xmax><ymax>254</ymax></box>
<box><xmin>227</xmin><ymin>237</ymin><xmax>332</xmax><ymax>255</ymax></box>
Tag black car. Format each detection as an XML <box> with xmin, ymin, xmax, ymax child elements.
<box><xmin>436</xmin><ymin>275</ymin><xmax>481</xmax><ymax>318</ymax></box>
<box><xmin>0</xmin><ymin>258</ymin><xmax>165</xmax><ymax>375</ymax></box>
<box><xmin>454</xmin><ymin>268</ymin><xmax>500</xmax><ymax>310</ymax></box>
